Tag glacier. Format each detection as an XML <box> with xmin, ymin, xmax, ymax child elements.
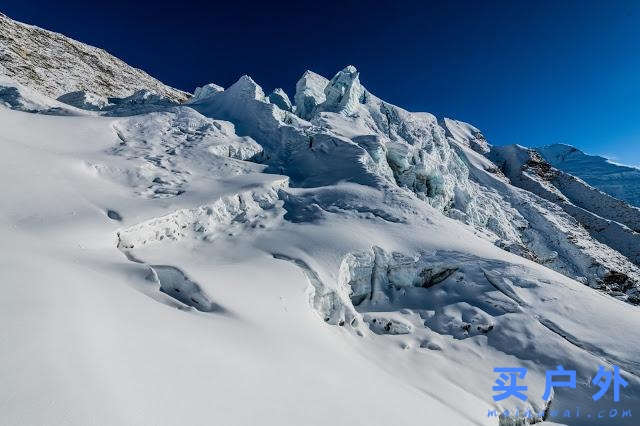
<box><xmin>1</xmin><ymin>12</ymin><xmax>640</xmax><ymax>426</ymax></box>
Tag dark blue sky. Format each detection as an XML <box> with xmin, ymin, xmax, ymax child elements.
<box><xmin>3</xmin><ymin>1</ymin><xmax>639</xmax><ymax>165</ymax></box>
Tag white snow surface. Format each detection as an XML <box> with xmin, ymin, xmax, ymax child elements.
<box><xmin>2</xmin><ymin>43</ymin><xmax>640</xmax><ymax>426</ymax></box>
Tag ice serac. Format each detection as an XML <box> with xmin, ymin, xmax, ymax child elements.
<box><xmin>537</xmin><ymin>143</ymin><xmax>640</xmax><ymax>208</ymax></box>
<box><xmin>188</xmin><ymin>74</ymin><xmax>301</xmax><ymax>159</ymax></box>
<box><xmin>189</xmin><ymin>83</ymin><xmax>224</xmax><ymax>103</ymax></box>
<box><xmin>267</xmin><ymin>88</ymin><xmax>292</xmax><ymax>111</ymax></box>
<box><xmin>318</xmin><ymin>65</ymin><xmax>365</xmax><ymax>115</ymax></box>
<box><xmin>294</xmin><ymin>70</ymin><xmax>328</xmax><ymax>119</ymax></box>
<box><xmin>0</xmin><ymin>13</ymin><xmax>189</xmax><ymax>102</ymax></box>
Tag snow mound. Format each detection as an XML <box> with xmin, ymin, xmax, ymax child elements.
<box><xmin>109</xmin><ymin>107</ymin><xmax>263</xmax><ymax>198</ymax></box>
<box><xmin>190</xmin><ymin>83</ymin><xmax>224</xmax><ymax>103</ymax></box>
<box><xmin>0</xmin><ymin>75</ymin><xmax>84</xmax><ymax>114</ymax></box>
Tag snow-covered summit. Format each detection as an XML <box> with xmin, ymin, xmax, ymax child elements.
<box><xmin>537</xmin><ymin>143</ymin><xmax>640</xmax><ymax>207</ymax></box>
<box><xmin>0</xmin><ymin>13</ymin><xmax>189</xmax><ymax>102</ymax></box>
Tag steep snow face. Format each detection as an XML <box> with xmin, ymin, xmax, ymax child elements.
<box><xmin>0</xmin><ymin>13</ymin><xmax>189</xmax><ymax>102</ymax></box>
<box><xmin>441</xmin><ymin>117</ymin><xmax>490</xmax><ymax>154</ymax></box>
<box><xmin>488</xmin><ymin>144</ymin><xmax>640</xmax><ymax>298</ymax></box>
<box><xmin>537</xmin><ymin>143</ymin><xmax>640</xmax><ymax>208</ymax></box>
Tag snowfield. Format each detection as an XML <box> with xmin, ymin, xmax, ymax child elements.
<box><xmin>1</xmin><ymin>14</ymin><xmax>639</xmax><ymax>426</ymax></box>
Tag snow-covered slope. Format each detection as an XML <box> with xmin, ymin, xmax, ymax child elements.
<box><xmin>537</xmin><ymin>143</ymin><xmax>640</xmax><ymax>208</ymax></box>
<box><xmin>490</xmin><ymin>145</ymin><xmax>640</xmax><ymax>257</ymax></box>
<box><xmin>2</xmin><ymin>19</ymin><xmax>640</xmax><ymax>426</ymax></box>
<box><xmin>0</xmin><ymin>12</ymin><xmax>189</xmax><ymax>102</ymax></box>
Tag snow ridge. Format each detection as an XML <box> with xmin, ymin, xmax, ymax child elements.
<box><xmin>537</xmin><ymin>143</ymin><xmax>640</xmax><ymax>208</ymax></box>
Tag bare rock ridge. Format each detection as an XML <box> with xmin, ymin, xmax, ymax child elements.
<box><xmin>0</xmin><ymin>12</ymin><xmax>189</xmax><ymax>102</ymax></box>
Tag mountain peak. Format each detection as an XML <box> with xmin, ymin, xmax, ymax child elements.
<box><xmin>226</xmin><ymin>75</ymin><xmax>265</xmax><ymax>101</ymax></box>
<box><xmin>536</xmin><ymin>144</ymin><xmax>640</xmax><ymax>207</ymax></box>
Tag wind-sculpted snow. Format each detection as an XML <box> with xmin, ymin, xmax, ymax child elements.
<box><xmin>110</xmin><ymin>107</ymin><xmax>263</xmax><ymax>198</ymax></box>
<box><xmin>0</xmin><ymin>13</ymin><xmax>189</xmax><ymax>102</ymax></box>
<box><xmin>117</xmin><ymin>179</ymin><xmax>286</xmax><ymax>248</ymax></box>
<box><xmin>0</xmin><ymin>75</ymin><xmax>84</xmax><ymax>115</ymax></box>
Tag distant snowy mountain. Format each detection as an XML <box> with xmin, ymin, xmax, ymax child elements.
<box><xmin>0</xmin><ymin>12</ymin><xmax>189</xmax><ymax>102</ymax></box>
<box><xmin>537</xmin><ymin>143</ymin><xmax>640</xmax><ymax>208</ymax></box>
<box><xmin>2</xmin><ymin>14</ymin><xmax>640</xmax><ymax>426</ymax></box>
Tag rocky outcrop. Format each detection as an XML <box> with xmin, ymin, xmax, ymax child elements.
<box><xmin>0</xmin><ymin>13</ymin><xmax>189</xmax><ymax>102</ymax></box>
